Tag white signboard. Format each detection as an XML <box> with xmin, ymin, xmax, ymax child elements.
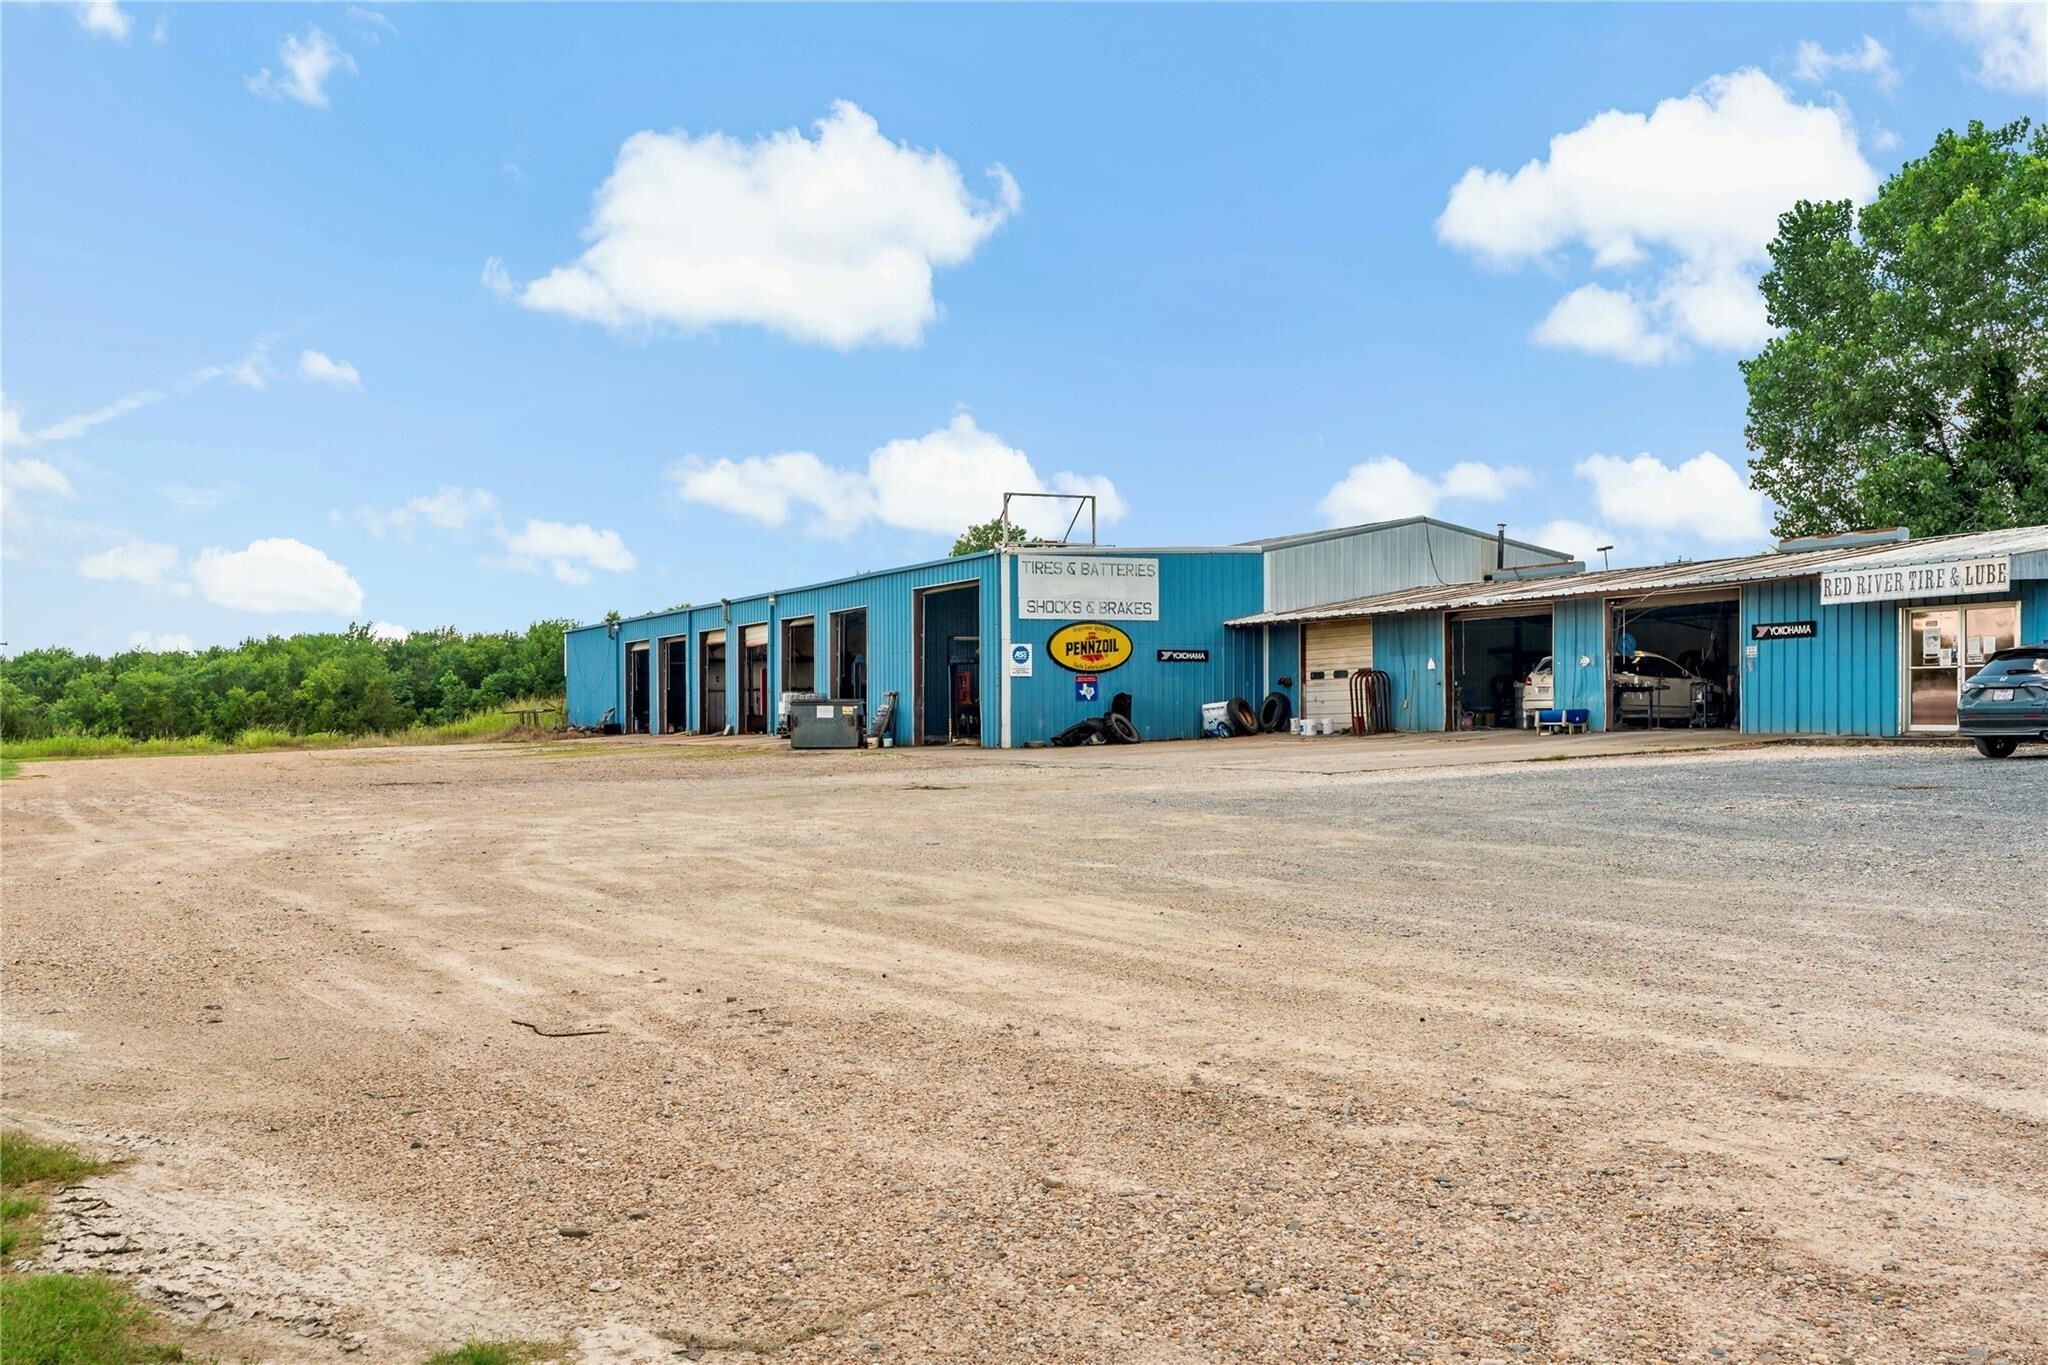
<box><xmin>1818</xmin><ymin>555</ymin><xmax>2010</xmax><ymax>606</ymax></box>
<box><xmin>1016</xmin><ymin>554</ymin><xmax>1161</xmax><ymax>621</ymax></box>
<box><xmin>1007</xmin><ymin>642</ymin><xmax>1034</xmax><ymax>677</ymax></box>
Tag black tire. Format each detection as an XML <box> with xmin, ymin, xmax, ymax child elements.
<box><xmin>1103</xmin><ymin>713</ymin><xmax>1140</xmax><ymax>745</ymax></box>
<box><xmin>1108</xmin><ymin>691</ymin><xmax>1133</xmax><ymax>721</ymax></box>
<box><xmin>1257</xmin><ymin>691</ymin><xmax>1292</xmax><ymax>733</ymax></box>
<box><xmin>1051</xmin><ymin>718</ymin><xmax>1106</xmax><ymax>748</ymax></box>
<box><xmin>1227</xmin><ymin>697</ymin><xmax>1258</xmax><ymax>736</ymax></box>
<box><xmin>1973</xmin><ymin>736</ymin><xmax>2019</xmax><ymax>759</ymax></box>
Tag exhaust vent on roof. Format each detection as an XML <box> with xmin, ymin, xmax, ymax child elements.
<box><xmin>1776</xmin><ymin>527</ymin><xmax>1910</xmax><ymax>553</ymax></box>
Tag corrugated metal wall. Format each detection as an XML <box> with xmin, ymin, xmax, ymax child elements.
<box><xmin>1740</xmin><ymin>576</ymin><xmax>2048</xmax><ymax>735</ymax></box>
<box><xmin>1004</xmin><ymin>551</ymin><xmax>1264</xmax><ymax>744</ymax></box>
<box><xmin>1370</xmin><ymin>612</ymin><xmax>1446</xmax><ymax>731</ymax></box>
<box><xmin>569</xmin><ymin>556</ymin><xmax>999</xmax><ymax>747</ymax></box>
<box><xmin>565</xmin><ymin>626</ymin><xmax>622</xmax><ymax>727</ymax></box>
<box><xmin>1264</xmin><ymin>624</ymin><xmax>1302</xmax><ymax>721</ymax></box>
<box><xmin>1551</xmin><ymin>597</ymin><xmax>1608</xmax><ymax>729</ymax></box>
<box><xmin>1264</xmin><ymin>521</ymin><xmax>1563</xmax><ymax>613</ymax></box>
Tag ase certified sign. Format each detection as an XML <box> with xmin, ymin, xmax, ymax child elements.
<box><xmin>1047</xmin><ymin>622</ymin><xmax>1134</xmax><ymax>672</ymax></box>
<box><xmin>1751</xmin><ymin>620</ymin><xmax>1817</xmax><ymax>641</ymax></box>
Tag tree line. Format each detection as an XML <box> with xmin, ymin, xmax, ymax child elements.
<box><xmin>0</xmin><ymin>621</ymin><xmax>572</xmax><ymax>743</ymax></box>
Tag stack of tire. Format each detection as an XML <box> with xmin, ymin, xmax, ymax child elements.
<box><xmin>1217</xmin><ymin>692</ymin><xmax>1292</xmax><ymax>736</ymax></box>
<box><xmin>1050</xmin><ymin>692</ymin><xmax>1142</xmax><ymax>747</ymax></box>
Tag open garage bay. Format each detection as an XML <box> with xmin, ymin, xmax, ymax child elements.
<box><xmin>3</xmin><ymin>736</ymin><xmax>2043</xmax><ymax>1362</ymax></box>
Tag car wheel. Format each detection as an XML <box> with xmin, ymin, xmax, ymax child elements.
<box><xmin>1973</xmin><ymin>736</ymin><xmax>2019</xmax><ymax>759</ymax></box>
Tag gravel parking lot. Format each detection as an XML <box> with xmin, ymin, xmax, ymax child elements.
<box><xmin>3</xmin><ymin>736</ymin><xmax>2044</xmax><ymax>1363</ymax></box>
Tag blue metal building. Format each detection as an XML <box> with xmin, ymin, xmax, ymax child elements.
<box><xmin>564</xmin><ymin>516</ymin><xmax>1563</xmax><ymax>747</ymax></box>
<box><xmin>1230</xmin><ymin>525</ymin><xmax>2048</xmax><ymax>739</ymax></box>
<box><xmin>567</xmin><ymin>521</ymin><xmax>2048</xmax><ymax>746</ymax></box>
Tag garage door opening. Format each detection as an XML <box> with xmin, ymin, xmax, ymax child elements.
<box><xmin>1610</xmin><ymin>596</ymin><xmax>1739</xmax><ymax>729</ymax></box>
<box><xmin>698</xmin><ymin>630</ymin><xmax>727</xmax><ymax>735</ymax></box>
<box><xmin>660</xmin><ymin>636</ymin><xmax>688</xmax><ymax>733</ymax></box>
<box><xmin>1447</xmin><ymin>610</ymin><xmax>1552</xmax><ymax>731</ymax></box>
<box><xmin>625</xmin><ymin>642</ymin><xmax>650</xmax><ymax>734</ymax></box>
<box><xmin>741</xmin><ymin>624</ymin><xmax>770</xmax><ymax>735</ymax></box>
<box><xmin>915</xmin><ymin>584</ymin><xmax>981</xmax><ymax>745</ymax></box>
<box><xmin>832</xmin><ymin>609</ymin><xmax>868</xmax><ymax>709</ymax></box>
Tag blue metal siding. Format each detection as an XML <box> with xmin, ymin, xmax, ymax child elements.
<box><xmin>1261</xmin><ymin>623</ymin><xmax>1302</xmax><ymax>717</ymax></box>
<box><xmin>1550</xmin><ymin>597</ymin><xmax>1608</xmax><ymax>730</ymax></box>
<box><xmin>564</xmin><ymin>625</ymin><xmax>622</xmax><ymax>728</ymax></box>
<box><xmin>1371</xmin><ymin>612</ymin><xmax>1446</xmax><ymax>732</ymax></box>
<box><xmin>1740</xmin><ymin>576</ymin><xmax>2046</xmax><ymax>736</ymax></box>
<box><xmin>765</xmin><ymin>557</ymin><xmax>995</xmax><ymax>746</ymax></box>
<box><xmin>1005</xmin><ymin>551</ymin><xmax>1263</xmax><ymax>745</ymax></box>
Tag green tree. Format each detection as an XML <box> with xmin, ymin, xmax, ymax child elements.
<box><xmin>950</xmin><ymin>516</ymin><xmax>1031</xmax><ymax>556</ymax></box>
<box><xmin>1742</xmin><ymin>119</ymin><xmax>2048</xmax><ymax>538</ymax></box>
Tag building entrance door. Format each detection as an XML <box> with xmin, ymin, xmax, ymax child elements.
<box><xmin>1906</xmin><ymin>603</ymin><xmax>2018</xmax><ymax>730</ymax></box>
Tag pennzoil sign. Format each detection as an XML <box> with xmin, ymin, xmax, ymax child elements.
<box><xmin>1047</xmin><ymin>622</ymin><xmax>1134</xmax><ymax>672</ymax></box>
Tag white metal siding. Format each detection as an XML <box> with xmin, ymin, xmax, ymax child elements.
<box><xmin>1302</xmin><ymin>619</ymin><xmax>1374</xmax><ymax>720</ymax></box>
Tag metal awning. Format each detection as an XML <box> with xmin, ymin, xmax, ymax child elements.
<box><xmin>1228</xmin><ymin>525</ymin><xmax>2048</xmax><ymax>627</ymax></box>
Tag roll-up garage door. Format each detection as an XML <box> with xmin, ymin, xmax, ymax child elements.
<box><xmin>1303</xmin><ymin>619</ymin><xmax>1374</xmax><ymax>722</ymax></box>
<box><xmin>742</xmin><ymin>623</ymin><xmax>769</xmax><ymax>647</ymax></box>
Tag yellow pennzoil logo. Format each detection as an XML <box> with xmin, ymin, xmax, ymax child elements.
<box><xmin>1048</xmin><ymin>622</ymin><xmax>1133</xmax><ymax>672</ymax></box>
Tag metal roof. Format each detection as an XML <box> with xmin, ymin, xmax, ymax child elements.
<box><xmin>1226</xmin><ymin>524</ymin><xmax>2048</xmax><ymax>626</ymax></box>
<box><xmin>1241</xmin><ymin>514</ymin><xmax>1572</xmax><ymax>560</ymax></box>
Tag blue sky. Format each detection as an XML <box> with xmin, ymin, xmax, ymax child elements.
<box><xmin>3</xmin><ymin>1</ymin><xmax>2042</xmax><ymax>652</ymax></box>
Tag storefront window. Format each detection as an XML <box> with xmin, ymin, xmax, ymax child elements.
<box><xmin>1906</xmin><ymin>604</ymin><xmax>2018</xmax><ymax>730</ymax></box>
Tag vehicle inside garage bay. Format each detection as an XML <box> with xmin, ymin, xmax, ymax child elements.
<box><xmin>566</xmin><ymin>519</ymin><xmax>2048</xmax><ymax>748</ymax></box>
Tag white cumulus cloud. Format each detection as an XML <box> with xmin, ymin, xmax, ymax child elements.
<box><xmin>298</xmin><ymin>349</ymin><xmax>362</xmax><ymax>390</ymax></box>
<box><xmin>1438</xmin><ymin>68</ymin><xmax>1878</xmax><ymax>361</ymax></box>
<box><xmin>78</xmin><ymin>541</ymin><xmax>181</xmax><ymax>591</ymax></box>
<box><xmin>1791</xmin><ymin>36</ymin><xmax>1901</xmax><ymax>93</ymax></box>
<box><xmin>193</xmin><ymin>537</ymin><xmax>364</xmax><ymax>614</ymax></box>
<box><xmin>1532</xmin><ymin>520</ymin><xmax>1621</xmax><ymax>567</ymax></box>
<box><xmin>517</xmin><ymin>101</ymin><xmax>1020</xmax><ymax>349</ymax></box>
<box><xmin>1532</xmin><ymin>284</ymin><xmax>1683</xmax><ymax>364</ymax></box>
<box><xmin>358</xmin><ymin>486</ymin><xmax>500</xmax><ymax>538</ymax></box>
<box><xmin>1576</xmin><ymin>451</ymin><xmax>1770</xmax><ymax>544</ymax></box>
<box><xmin>247</xmin><ymin>27</ymin><xmax>356</xmax><ymax>108</ymax></box>
<box><xmin>670</xmin><ymin>414</ymin><xmax>1123</xmax><ymax>542</ymax></box>
<box><xmin>367</xmin><ymin>620</ymin><xmax>410</xmax><ymax>642</ymax></box>
<box><xmin>1316</xmin><ymin>456</ymin><xmax>1532</xmax><ymax>527</ymax></box>
<box><xmin>75</xmin><ymin>0</ymin><xmax>131</xmax><ymax>39</ymax></box>
<box><xmin>1921</xmin><ymin>1</ymin><xmax>2048</xmax><ymax>92</ymax></box>
<box><xmin>499</xmin><ymin>520</ymin><xmax>636</xmax><ymax>585</ymax></box>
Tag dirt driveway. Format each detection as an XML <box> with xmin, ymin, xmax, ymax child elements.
<box><xmin>3</xmin><ymin>735</ymin><xmax>2043</xmax><ymax>1363</ymax></box>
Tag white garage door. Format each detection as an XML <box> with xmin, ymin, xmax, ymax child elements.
<box><xmin>1302</xmin><ymin>619</ymin><xmax>1374</xmax><ymax>722</ymax></box>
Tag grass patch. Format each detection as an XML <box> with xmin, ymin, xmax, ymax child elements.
<box><xmin>1</xmin><ymin>1132</ymin><xmax>108</xmax><ymax>1190</ymax></box>
<box><xmin>421</xmin><ymin>1342</ymin><xmax>566</xmax><ymax>1365</ymax></box>
<box><xmin>0</xmin><ymin>1134</ymin><xmax>187</xmax><ymax>1363</ymax></box>
<box><xmin>1</xmin><ymin>1195</ymin><xmax>41</xmax><ymax>1259</ymax></box>
<box><xmin>1</xmin><ymin>698</ymin><xmax>565</xmax><ymax>766</ymax></box>
<box><xmin>0</xmin><ymin>1273</ymin><xmax>184</xmax><ymax>1363</ymax></box>
<box><xmin>0</xmin><ymin>756</ymin><xmax>19</xmax><ymax>780</ymax></box>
